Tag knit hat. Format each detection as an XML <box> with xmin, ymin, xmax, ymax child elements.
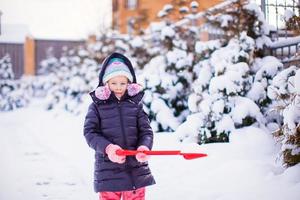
<box><xmin>102</xmin><ymin>58</ymin><xmax>133</xmax><ymax>84</ymax></box>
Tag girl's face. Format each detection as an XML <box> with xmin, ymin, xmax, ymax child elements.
<box><xmin>107</xmin><ymin>75</ymin><xmax>129</xmax><ymax>99</ymax></box>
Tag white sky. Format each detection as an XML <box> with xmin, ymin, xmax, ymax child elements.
<box><xmin>0</xmin><ymin>0</ymin><xmax>293</xmax><ymax>41</ymax></box>
<box><xmin>0</xmin><ymin>0</ymin><xmax>112</xmax><ymax>40</ymax></box>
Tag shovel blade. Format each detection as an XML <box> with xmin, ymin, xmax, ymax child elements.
<box><xmin>117</xmin><ymin>149</ymin><xmax>208</xmax><ymax>160</ymax></box>
<box><xmin>181</xmin><ymin>153</ymin><xmax>208</xmax><ymax>160</ymax></box>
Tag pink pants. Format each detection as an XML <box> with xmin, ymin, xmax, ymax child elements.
<box><xmin>99</xmin><ymin>187</ymin><xmax>145</xmax><ymax>200</ymax></box>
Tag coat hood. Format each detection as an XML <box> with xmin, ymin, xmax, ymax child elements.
<box><xmin>97</xmin><ymin>52</ymin><xmax>137</xmax><ymax>87</ymax></box>
<box><xmin>90</xmin><ymin>52</ymin><xmax>141</xmax><ymax>104</ymax></box>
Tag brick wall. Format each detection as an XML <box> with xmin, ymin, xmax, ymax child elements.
<box><xmin>113</xmin><ymin>0</ymin><xmax>224</xmax><ymax>34</ymax></box>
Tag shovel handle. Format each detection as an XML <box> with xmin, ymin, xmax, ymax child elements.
<box><xmin>116</xmin><ymin>149</ymin><xmax>207</xmax><ymax>160</ymax></box>
<box><xmin>116</xmin><ymin>150</ymin><xmax>181</xmax><ymax>156</ymax></box>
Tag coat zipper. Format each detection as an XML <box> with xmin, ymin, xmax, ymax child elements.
<box><xmin>117</xmin><ymin>100</ymin><xmax>136</xmax><ymax>191</ymax></box>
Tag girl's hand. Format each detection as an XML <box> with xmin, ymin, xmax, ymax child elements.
<box><xmin>105</xmin><ymin>144</ymin><xmax>126</xmax><ymax>164</ymax></box>
<box><xmin>136</xmin><ymin>145</ymin><xmax>150</xmax><ymax>162</ymax></box>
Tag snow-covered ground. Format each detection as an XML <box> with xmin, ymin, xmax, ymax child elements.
<box><xmin>0</xmin><ymin>100</ymin><xmax>300</xmax><ymax>200</ymax></box>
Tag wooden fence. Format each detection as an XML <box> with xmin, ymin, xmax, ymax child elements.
<box><xmin>35</xmin><ymin>39</ymin><xmax>85</xmax><ymax>73</ymax></box>
<box><xmin>0</xmin><ymin>43</ymin><xmax>24</xmax><ymax>78</ymax></box>
<box><xmin>0</xmin><ymin>39</ymin><xmax>85</xmax><ymax>78</ymax></box>
<box><xmin>1</xmin><ymin>33</ymin><xmax>299</xmax><ymax>79</ymax></box>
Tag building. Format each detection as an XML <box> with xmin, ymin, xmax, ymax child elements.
<box><xmin>112</xmin><ymin>0</ymin><xmax>224</xmax><ymax>34</ymax></box>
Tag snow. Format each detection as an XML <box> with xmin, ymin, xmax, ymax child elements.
<box><xmin>227</xmin><ymin>62</ymin><xmax>249</xmax><ymax>75</ymax></box>
<box><xmin>1</xmin><ymin>102</ymin><xmax>300</xmax><ymax>200</ymax></box>
<box><xmin>244</xmin><ymin>3</ymin><xmax>262</xmax><ymax>19</ymax></box>
<box><xmin>195</xmin><ymin>40</ymin><xmax>221</xmax><ymax>54</ymax></box>
<box><xmin>139</xmin><ymin>55</ymin><xmax>168</xmax><ymax>88</ymax></box>
<box><xmin>216</xmin><ymin>114</ymin><xmax>235</xmax><ymax>133</ymax></box>
<box><xmin>166</xmin><ymin>49</ymin><xmax>187</xmax><ymax>66</ymax></box>
<box><xmin>161</xmin><ymin>26</ymin><xmax>176</xmax><ymax>39</ymax></box>
<box><xmin>268</xmin><ymin>36</ymin><xmax>300</xmax><ymax>48</ymax></box>
<box><xmin>148</xmin><ymin>22</ymin><xmax>166</xmax><ymax>33</ymax></box>
<box><xmin>187</xmin><ymin>93</ymin><xmax>201</xmax><ymax>112</ymax></box>
<box><xmin>295</xmin><ymin>69</ymin><xmax>300</xmax><ymax>94</ymax></box>
<box><xmin>211</xmin><ymin>99</ymin><xmax>225</xmax><ymax>115</ymax></box>
<box><xmin>254</xmin><ymin>56</ymin><xmax>283</xmax><ymax>82</ymax></box>
<box><xmin>268</xmin><ymin>66</ymin><xmax>297</xmax><ymax>98</ymax></box>
<box><xmin>247</xmin><ymin>81</ymin><xmax>266</xmax><ymax>102</ymax></box>
<box><xmin>163</xmin><ymin>4</ymin><xmax>173</xmax><ymax>12</ymax></box>
<box><xmin>157</xmin><ymin>10</ymin><xmax>167</xmax><ymax>18</ymax></box>
<box><xmin>276</xmin><ymin>66</ymin><xmax>297</xmax><ymax>92</ymax></box>
<box><xmin>179</xmin><ymin>6</ymin><xmax>189</xmax><ymax>13</ymax></box>
<box><xmin>0</xmin><ymin>100</ymin><xmax>96</xmax><ymax>200</ymax></box>
<box><xmin>218</xmin><ymin>14</ymin><xmax>233</xmax><ymax>27</ymax></box>
<box><xmin>283</xmin><ymin>104</ymin><xmax>300</xmax><ymax>130</ymax></box>
<box><xmin>173</xmin><ymin>0</ymin><xmax>239</xmax><ymax>28</ymax></box>
<box><xmin>230</xmin><ymin>96</ymin><xmax>265</xmax><ymax>125</ymax></box>
<box><xmin>210</xmin><ymin>39</ymin><xmax>240</xmax><ymax>75</ymax></box>
<box><xmin>244</xmin><ymin>2</ymin><xmax>269</xmax><ymax>36</ymax></box>
<box><xmin>255</xmin><ymin>35</ymin><xmax>272</xmax><ymax>49</ymax></box>
<box><xmin>190</xmin><ymin>1</ymin><xmax>199</xmax><ymax>8</ymax></box>
<box><xmin>175</xmin><ymin>113</ymin><xmax>205</xmax><ymax>143</ymax></box>
<box><xmin>209</xmin><ymin>75</ymin><xmax>239</xmax><ymax>95</ymax></box>
<box><xmin>199</xmin><ymin>97</ymin><xmax>213</xmax><ymax>115</ymax></box>
<box><xmin>282</xmin><ymin>9</ymin><xmax>295</xmax><ymax>22</ymax></box>
<box><xmin>150</xmin><ymin>98</ymin><xmax>180</xmax><ymax>130</ymax></box>
<box><xmin>192</xmin><ymin>61</ymin><xmax>212</xmax><ymax>93</ymax></box>
<box><xmin>115</xmin><ymin>40</ymin><xmax>130</xmax><ymax>52</ymax></box>
<box><xmin>130</xmin><ymin>37</ymin><xmax>144</xmax><ymax>48</ymax></box>
<box><xmin>68</xmin><ymin>76</ymin><xmax>86</xmax><ymax>94</ymax></box>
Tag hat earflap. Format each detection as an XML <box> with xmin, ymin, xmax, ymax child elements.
<box><xmin>95</xmin><ymin>85</ymin><xmax>111</xmax><ymax>100</ymax></box>
<box><xmin>127</xmin><ymin>83</ymin><xmax>142</xmax><ymax>96</ymax></box>
<box><xmin>94</xmin><ymin>83</ymin><xmax>142</xmax><ymax>100</ymax></box>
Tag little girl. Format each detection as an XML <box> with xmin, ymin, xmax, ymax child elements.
<box><xmin>84</xmin><ymin>52</ymin><xmax>155</xmax><ymax>200</ymax></box>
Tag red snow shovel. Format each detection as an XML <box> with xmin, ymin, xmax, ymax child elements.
<box><xmin>116</xmin><ymin>149</ymin><xmax>207</xmax><ymax>160</ymax></box>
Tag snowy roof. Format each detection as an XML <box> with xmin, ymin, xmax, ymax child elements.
<box><xmin>0</xmin><ymin>24</ymin><xmax>30</xmax><ymax>43</ymax></box>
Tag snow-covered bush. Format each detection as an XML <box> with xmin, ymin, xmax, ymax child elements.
<box><xmin>0</xmin><ymin>55</ymin><xmax>29</xmax><ymax>111</ymax></box>
<box><xmin>129</xmin><ymin>36</ymin><xmax>154</xmax><ymax>69</ymax></box>
<box><xmin>283</xmin><ymin>9</ymin><xmax>300</xmax><ymax>34</ymax></box>
<box><xmin>247</xmin><ymin>56</ymin><xmax>284</xmax><ymax>126</ymax></box>
<box><xmin>140</xmin><ymin>27</ymin><xmax>198</xmax><ymax>132</ymax></box>
<box><xmin>37</xmin><ymin>47</ymin><xmax>100</xmax><ymax>114</ymax></box>
<box><xmin>190</xmin><ymin>33</ymin><xmax>267</xmax><ymax>144</ymax></box>
<box><xmin>267</xmin><ymin>67</ymin><xmax>300</xmax><ymax>167</ymax></box>
<box><xmin>139</xmin><ymin>54</ymin><xmax>181</xmax><ymax>132</ymax></box>
<box><xmin>138</xmin><ymin>2</ymin><xmax>210</xmax><ymax>132</ymax></box>
<box><xmin>204</xmin><ymin>1</ymin><xmax>271</xmax><ymax>42</ymax></box>
<box><xmin>175</xmin><ymin>1</ymin><xmax>277</xmax><ymax>144</ymax></box>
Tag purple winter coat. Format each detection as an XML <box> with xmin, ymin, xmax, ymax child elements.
<box><xmin>83</xmin><ymin>52</ymin><xmax>156</xmax><ymax>192</ymax></box>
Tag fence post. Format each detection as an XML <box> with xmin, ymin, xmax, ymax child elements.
<box><xmin>24</xmin><ymin>36</ymin><xmax>35</xmax><ymax>75</ymax></box>
<box><xmin>87</xmin><ymin>34</ymin><xmax>97</xmax><ymax>44</ymax></box>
